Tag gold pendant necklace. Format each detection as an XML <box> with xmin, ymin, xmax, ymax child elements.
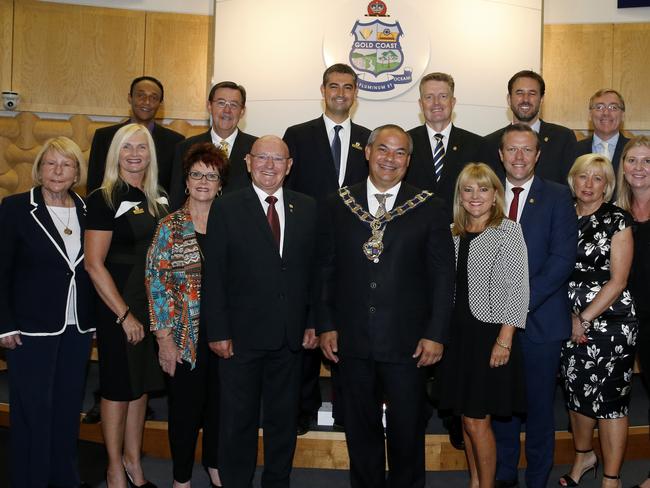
<box><xmin>48</xmin><ymin>200</ymin><xmax>73</xmax><ymax>235</ymax></box>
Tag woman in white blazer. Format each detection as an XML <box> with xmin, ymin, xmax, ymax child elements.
<box><xmin>438</xmin><ymin>162</ymin><xmax>529</xmax><ymax>488</ymax></box>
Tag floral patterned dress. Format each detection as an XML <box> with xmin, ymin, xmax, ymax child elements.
<box><xmin>560</xmin><ymin>202</ymin><xmax>637</xmax><ymax>419</ymax></box>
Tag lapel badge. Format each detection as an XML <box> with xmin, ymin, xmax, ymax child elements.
<box><xmin>544</xmin><ymin>136</ymin><xmax>549</xmax><ymax>142</ymax></box>
<box><xmin>352</xmin><ymin>142</ymin><xmax>363</xmax><ymax>150</ymax></box>
<box><xmin>529</xmin><ymin>198</ymin><xmax>535</xmax><ymax>204</ymax></box>
<box><xmin>289</xmin><ymin>203</ymin><xmax>294</xmax><ymax>213</ymax></box>
<box><xmin>452</xmin><ymin>146</ymin><xmax>458</xmax><ymax>151</ymax></box>
<box><xmin>133</xmin><ymin>205</ymin><xmax>144</xmax><ymax>215</ymax></box>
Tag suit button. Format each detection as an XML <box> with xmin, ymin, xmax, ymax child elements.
<box><xmin>279</xmin><ymin>293</ymin><xmax>285</xmax><ymax>300</ymax></box>
<box><xmin>370</xmin><ymin>282</ymin><xmax>377</xmax><ymax>289</ymax></box>
<box><xmin>369</xmin><ymin>306</ymin><xmax>376</xmax><ymax>314</ymax></box>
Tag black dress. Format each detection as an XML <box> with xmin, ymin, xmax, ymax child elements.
<box><xmin>438</xmin><ymin>232</ymin><xmax>526</xmax><ymax>419</ymax></box>
<box><xmin>86</xmin><ymin>185</ymin><xmax>166</xmax><ymax>401</ymax></box>
<box><xmin>560</xmin><ymin>202</ymin><xmax>637</xmax><ymax>419</ymax></box>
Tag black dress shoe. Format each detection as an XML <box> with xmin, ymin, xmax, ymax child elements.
<box><xmin>81</xmin><ymin>401</ymin><xmax>101</xmax><ymax>424</ymax></box>
<box><xmin>296</xmin><ymin>413</ymin><xmax>315</xmax><ymax>436</ymax></box>
<box><xmin>125</xmin><ymin>469</ymin><xmax>157</xmax><ymax>488</ymax></box>
<box><xmin>495</xmin><ymin>479</ymin><xmax>518</xmax><ymax>488</ymax></box>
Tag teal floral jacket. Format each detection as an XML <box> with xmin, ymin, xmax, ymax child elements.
<box><xmin>145</xmin><ymin>205</ymin><xmax>202</xmax><ymax>368</ymax></box>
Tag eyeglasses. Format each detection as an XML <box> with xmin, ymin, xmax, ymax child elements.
<box><xmin>591</xmin><ymin>103</ymin><xmax>623</xmax><ymax>112</ymax></box>
<box><xmin>211</xmin><ymin>99</ymin><xmax>242</xmax><ymax>110</ymax></box>
<box><xmin>188</xmin><ymin>171</ymin><xmax>220</xmax><ymax>182</ymax></box>
<box><xmin>250</xmin><ymin>153</ymin><xmax>288</xmax><ymax>164</ymax></box>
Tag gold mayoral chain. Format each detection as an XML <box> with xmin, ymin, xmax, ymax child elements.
<box><xmin>338</xmin><ymin>187</ymin><xmax>433</xmax><ymax>263</ymax></box>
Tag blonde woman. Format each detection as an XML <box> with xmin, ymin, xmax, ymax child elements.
<box><xmin>439</xmin><ymin>163</ymin><xmax>529</xmax><ymax>488</ymax></box>
<box><xmin>85</xmin><ymin>123</ymin><xmax>167</xmax><ymax>488</ymax></box>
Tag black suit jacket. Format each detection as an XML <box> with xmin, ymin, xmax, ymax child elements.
<box><xmin>405</xmin><ymin>124</ymin><xmax>484</xmax><ymax>210</ymax></box>
<box><xmin>202</xmin><ymin>186</ymin><xmax>318</xmax><ymax>352</ymax></box>
<box><xmin>317</xmin><ymin>182</ymin><xmax>455</xmax><ymax>362</ymax></box>
<box><xmin>87</xmin><ymin>121</ymin><xmax>184</xmax><ymax>194</ymax></box>
<box><xmin>483</xmin><ymin>120</ymin><xmax>578</xmax><ymax>185</ymax></box>
<box><xmin>168</xmin><ymin>129</ymin><xmax>257</xmax><ymax>210</ymax></box>
<box><xmin>576</xmin><ymin>133</ymin><xmax>630</xmax><ymax>174</ymax></box>
<box><xmin>283</xmin><ymin>116</ymin><xmax>371</xmax><ymax>202</ymax></box>
<box><xmin>0</xmin><ymin>187</ymin><xmax>96</xmax><ymax>336</ymax></box>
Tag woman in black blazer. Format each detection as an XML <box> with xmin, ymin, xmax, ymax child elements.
<box><xmin>0</xmin><ymin>137</ymin><xmax>95</xmax><ymax>488</ymax></box>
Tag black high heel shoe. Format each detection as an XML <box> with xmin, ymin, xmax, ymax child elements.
<box><xmin>558</xmin><ymin>449</ymin><xmax>599</xmax><ymax>487</ymax></box>
<box><xmin>124</xmin><ymin>468</ymin><xmax>157</xmax><ymax>488</ymax></box>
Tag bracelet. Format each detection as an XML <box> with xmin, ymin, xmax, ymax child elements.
<box><xmin>495</xmin><ymin>338</ymin><xmax>511</xmax><ymax>351</ymax></box>
<box><xmin>578</xmin><ymin>314</ymin><xmax>591</xmax><ymax>330</ymax></box>
<box><xmin>116</xmin><ymin>307</ymin><xmax>130</xmax><ymax>325</ymax></box>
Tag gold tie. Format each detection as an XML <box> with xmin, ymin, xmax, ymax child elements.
<box><xmin>219</xmin><ymin>140</ymin><xmax>230</xmax><ymax>155</ymax></box>
<box><xmin>375</xmin><ymin>193</ymin><xmax>392</xmax><ymax>218</ymax></box>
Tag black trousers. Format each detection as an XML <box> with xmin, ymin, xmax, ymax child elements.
<box><xmin>167</xmin><ymin>335</ymin><xmax>219</xmax><ymax>482</ymax></box>
<box><xmin>7</xmin><ymin>325</ymin><xmax>92</xmax><ymax>488</ymax></box>
<box><xmin>218</xmin><ymin>346</ymin><xmax>302</xmax><ymax>488</ymax></box>
<box><xmin>339</xmin><ymin>356</ymin><xmax>427</xmax><ymax>488</ymax></box>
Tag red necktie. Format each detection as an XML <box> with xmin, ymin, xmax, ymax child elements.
<box><xmin>508</xmin><ymin>187</ymin><xmax>524</xmax><ymax>221</ymax></box>
<box><xmin>265</xmin><ymin>195</ymin><xmax>280</xmax><ymax>247</ymax></box>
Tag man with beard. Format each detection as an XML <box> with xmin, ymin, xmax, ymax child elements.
<box><xmin>483</xmin><ymin>70</ymin><xmax>577</xmax><ymax>185</ymax></box>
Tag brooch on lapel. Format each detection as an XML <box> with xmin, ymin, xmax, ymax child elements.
<box><xmin>289</xmin><ymin>203</ymin><xmax>294</xmax><ymax>213</ymax></box>
<box><xmin>351</xmin><ymin>142</ymin><xmax>363</xmax><ymax>150</ymax></box>
<box><xmin>528</xmin><ymin>198</ymin><xmax>535</xmax><ymax>204</ymax></box>
<box><xmin>543</xmin><ymin>136</ymin><xmax>549</xmax><ymax>142</ymax></box>
<box><xmin>452</xmin><ymin>146</ymin><xmax>458</xmax><ymax>151</ymax></box>
<box><xmin>132</xmin><ymin>205</ymin><xmax>144</xmax><ymax>215</ymax></box>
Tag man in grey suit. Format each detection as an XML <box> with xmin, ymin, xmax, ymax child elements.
<box><xmin>406</xmin><ymin>72</ymin><xmax>483</xmax><ymax>210</ymax></box>
<box><xmin>283</xmin><ymin>63</ymin><xmax>371</xmax><ymax>434</ymax></box>
<box><xmin>169</xmin><ymin>81</ymin><xmax>257</xmax><ymax>209</ymax></box>
<box><xmin>576</xmin><ymin>88</ymin><xmax>629</xmax><ymax>174</ymax></box>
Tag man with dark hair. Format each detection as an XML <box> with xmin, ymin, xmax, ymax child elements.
<box><xmin>492</xmin><ymin>123</ymin><xmax>577</xmax><ymax>488</ymax></box>
<box><xmin>406</xmin><ymin>72</ymin><xmax>484</xmax><ymax>211</ymax></box>
<box><xmin>319</xmin><ymin>124</ymin><xmax>454</xmax><ymax>488</ymax></box>
<box><xmin>576</xmin><ymin>88</ymin><xmax>629</xmax><ymax>173</ymax></box>
<box><xmin>87</xmin><ymin>76</ymin><xmax>184</xmax><ymax>193</ymax></box>
<box><xmin>283</xmin><ymin>63</ymin><xmax>371</xmax><ymax>434</ymax></box>
<box><xmin>483</xmin><ymin>70</ymin><xmax>577</xmax><ymax>185</ymax></box>
<box><xmin>168</xmin><ymin>81</ymin><xmax>257</xmax><ymax>209</ymax></box>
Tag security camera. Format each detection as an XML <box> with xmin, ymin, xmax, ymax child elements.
<box><xmin>2</xmin><ymin>91</ymin><xmax>19</xmax><ymax>111</ymax></box>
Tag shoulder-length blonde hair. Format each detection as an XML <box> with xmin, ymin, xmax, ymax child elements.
<box><xmin>452</xmin><ymin>162</ymin><xmax>505</xmax><ymax>236</ymax></box>
<box><xmin>100</xmin><ymin>123</ymin><xmax>164</xmax><ymax>217</ymax></box>
<box><xmin>567</xmin><ymin>153</ymin><xmax>615</xmax><ymax>203</ymax></box>
<box><xmin>32</xmin><ymin>136</ymin><xmax>87</xmax><ymax>190</ymax></box>
<box><xmin>616</xmin><ymin>136</ymin><xmax>650</xmax><ymax>212</ymax></box>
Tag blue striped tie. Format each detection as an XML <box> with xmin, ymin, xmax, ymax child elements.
<box><xmin>432</xmin><ymin>133</ymin><xmax>445</xmax><ymax>182</ymax></box>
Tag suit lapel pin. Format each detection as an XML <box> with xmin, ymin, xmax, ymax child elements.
<box><xmin>452</xmin><ymin>146</ymin><xmax>458</xmax><ymax>151</ymax></box>
<box><xmin>289</xmin><ymin>203</ymin><xmax>294</xmax><ymax>213</ymax></box>
<box><xmin>352</xmin><ymin>142</ymin><xmax>363</xmax><ymax>150</ymax></box>
<box><xmin>529</xmin><ymin>198</ymin><xmax>535</xmax><ymax>204</ymax></box>
<box><xmin>544</xmin><ymin>136</ymin><xmax>549</xmax><ymax>142</ymax></box>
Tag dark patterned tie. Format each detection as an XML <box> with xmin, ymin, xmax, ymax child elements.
<box><xmin>508</xmin><ymin>187</ymin><xmax>524</xmax><ymax>221</ymax></box>
<box><xmin>374</xmin><ymin>193</ymin><xmax>393</xmax><ymax>218</ymax></box>
<box><xmin>332</xmin><ymin>125</ymin><xmax>343</xmax><ymax>178</ymax></box>
<box><xmin>265</xmin><ymin>195</ymin><xmax>280</xmax><ymax>247</ymax></box>
<box><xmin>432</xmin><ymin>133</ymin><xmax>445</xmax><ymax>182</ymax></box>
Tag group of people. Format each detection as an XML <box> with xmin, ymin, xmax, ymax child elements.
<box><xmin>0</xmin><ymin>63</ymin><xmax>648</xmax><ymax>488</ymax></box>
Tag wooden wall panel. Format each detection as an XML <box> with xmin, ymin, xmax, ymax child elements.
<box><xmin>12</xmin><ymin>1</ymin><xmax>145</xmax><ymax>115</ymax></box>
<box><xmin>542</xmin><ymin>24</ymin><xmax>613</xmax><ymax>130</ymax></box>
<box><xmin>145</xmin><ymin>12</ymin><xmax>211</xmax><ymax>120</ymax></box>
<box><xmin>613</xmin><ymin>23</ymin><xmax>650</xmax><ymax>130</ymax></box>
<box><xmin>0</xmin><ymin>0</ymin><xmax>12</xmax><ymax>93</ymax></box>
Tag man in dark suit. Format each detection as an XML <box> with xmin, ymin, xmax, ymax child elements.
<box><xmin>406</xmin><ymin>72</ymin><xmax>484</xmax><ymax>208</ymax></box>
<box><xmin>169</xmin><ymin>81</ymin><xmax>257</xmax><ymax>209</ymax></box>
<box><xmin>283</xmin><ymin>63</ymin><xmax>371</xmax><ymax>434</ymax></box>
<box><xmin>492</xmin><ymin>124</ymin><xmax>577</xmax><ymax>488</ymax></box>
<box><xmin>203</xmin><ymin>136</ymin><xmax>319</xmax><ymax>488</ymax></box>
<box><xmin>483</xmin><ymin>70</ymin><xmax>577</xmax><ymax>185</ymax></box>
<box><xmin>319</xmin><ymin>125</ymin><xmax>455</xmax><ymax>488</ymax></box>
<box><xmin>576</xmin><ymin>88</ymin><xmax>629</xmax><ymax>174</ymax></box>
<box><xmin>86</xmin><ymin>76</ymin><xmax>184</xmax><ymax>193</ymax></box>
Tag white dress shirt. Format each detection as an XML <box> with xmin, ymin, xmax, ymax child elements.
<box><xmin>366</xmin><ymin>178</ymin><xmax>401</xmax><ymax>217</ymax></box>
<box><xmin>593</xmin><ymin>132</ymin><xmax>619</xmax><ymax>161</ymax></box>
<box><xmin>252</xmin><ymin>184</ymin><xmax>286</xmax><ymax>256</ymax></box>
<box><xmin>425</xmin><ymin>121</ymin><xmax>452</xmax><ymax>154</ymax></box>
<box><xmin>323</xmin><ymin>114</ymin><xmax>351</xmax><ymax>187</ymax></box>
<box><xmin>211</xmin><ymin>128</ymin><xmax>239</xmax><ymax>158</ymax></box>
<box><xmin>504</xmin><ymin>177</ymin><xmax>535</xmax><ymax>223</ymax></box>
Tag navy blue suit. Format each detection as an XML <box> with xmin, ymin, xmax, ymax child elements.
<box><xmin>0</xmin><ymin>188</ymin><xmax>95</xmax><ymax>488</ymax></box>
<box><xmin>493</xmin><ymin>177</ymin><xmax>577</xmax><ymax>488</ymax></box>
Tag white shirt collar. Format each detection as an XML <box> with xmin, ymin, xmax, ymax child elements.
<box><xmin>323</xmin><ymin>114</ymin><xmax>351</xmax><ymax>133</ymax></box>
<box><xmin>210</xmin><ymin>128</ymin><xmax>239</xmax><ymax>152</ymax></box>
<box><xmin>593</xmin><ymin>131</ymin><xmax>619</xmax><ymax>147</ymax></box>
<box><xmin>425</xmin><ymin>121</ymin><xmax>452</xmax><ymax>141</ymax></box>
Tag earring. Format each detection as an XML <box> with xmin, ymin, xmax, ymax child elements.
<box><xmin>217</xmin><ymin>189</ymin><xmax>223</xmax><ymax>197</ymax></box>
<box><xmin>184</xmin><ymin>187</ymin><xmax>190</xmax><ymax>195</ymax></box>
